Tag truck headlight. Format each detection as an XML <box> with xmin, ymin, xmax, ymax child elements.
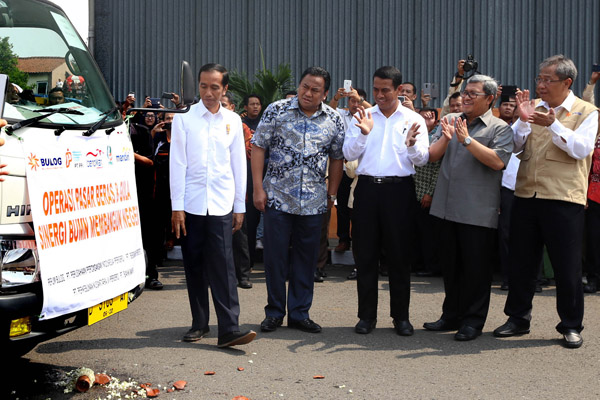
<box><xmin>1</xmin><ymin>240</ymin><xmax>39</xmax><ymax>286</ymax></box>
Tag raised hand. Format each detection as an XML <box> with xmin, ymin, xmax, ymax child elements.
<box><xmin>440</xmin><ymin>117</ymin><xmax>456</xmax><ymax>140</ymax></box>
<box><xmin>515</xmin><ymin>89</ymin><xmax>536</xmax><ymax>122</ymax></box>
<box><xmin>455</xmin><ymin>117</ymin><xmax>469</xmax><ymax>144</ymax></box>
<box><xmin>354</xmin><ymin>105</ymin><xmax>374</xmax><ymax>135</ymax></box>
<box><xmin>405</xmin><ymin>122</ymin><xmax>422</xmax><ymax>147</ymax></box>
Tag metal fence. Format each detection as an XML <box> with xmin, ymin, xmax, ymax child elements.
<box><xmin>94</xmin><ymin>0</ymin><xmax>600</xmax><ymax>108</ymax></box>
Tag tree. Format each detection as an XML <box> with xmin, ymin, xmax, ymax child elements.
<box><xmin>228</xmin><ymin>63</ymin><xmax>295</xmax><ymax>113</ymax></box>
<box><xmin>0</xmin><ymin>37</ymin><xmax>31</xmax><ymax>89</ymax></box>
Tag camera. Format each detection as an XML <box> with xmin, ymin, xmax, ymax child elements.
<box><xmin>463</xmin><ymin>54</ymin><xmax>478</xmax><ymax>73</ymax></box>
<box><xmin>161</xmin><ymin>92</ymin><xmax>174</xmax><ymax>100</ymax></box>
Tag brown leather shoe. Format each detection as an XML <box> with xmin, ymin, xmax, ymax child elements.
<box><xmin>334</xmin><ymin>242</ymin><xmax>350</xmax><ymax>252</ymax></box>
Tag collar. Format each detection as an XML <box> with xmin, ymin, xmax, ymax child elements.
<box><xmin>461</xmin><ymin>108</ymin><xmax>494</xmax><ymax>127</ymax></box>
<box><xmin>289</xmin><ymin>96</ymin><xmax>325</xmax><ymax>117</ymax></box>
<box><xmin>196</xmin><ymin>99</ymin><xmax>224</xmax><ymax>118</ymax></box>
<box><xmin>371</xmin><ymin>101</ymin><xmax>407</xmax><ymax>118</ymax></box>
<box><xmin>538</xmin><ymin>90</ymin><xmax>576</xmax><ymax>112</ymax></box>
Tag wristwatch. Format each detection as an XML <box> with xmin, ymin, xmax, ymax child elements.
<box><xmin>462</xmin><ymin>136</ymin><xmax>472</xmax><ymax>147</ymax></box>
<box><xmin>328</xmin><ymin>194</ymin><xmax>337</xmax><ymax>201</ymax></box>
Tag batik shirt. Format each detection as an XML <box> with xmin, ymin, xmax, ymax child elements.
<box><xmin>252</xmin><ymin>97</ymin><xmax>345</xmax><ymax>215</ymax></box>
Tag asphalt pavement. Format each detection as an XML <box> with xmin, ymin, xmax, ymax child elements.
<box><xmin>3</xmin><ymin>256</ymin><xmax>600</xmax><ymax>400</ymax></box>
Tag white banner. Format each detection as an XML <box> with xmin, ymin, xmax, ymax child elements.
<box><xmin>22</xmin><ymin>128</ymin><xmax>146</xmax><ymax>320</ymax></box>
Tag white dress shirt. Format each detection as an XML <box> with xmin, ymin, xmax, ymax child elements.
<box><xmin>342</xmin><ymin>103</ymin><xmax>430</xmax><ymax>176</ymax></box>
<box><xmin>501</xmin><ymin>153</ymin><xmax>521</xmax><ymax>190</ymax></box>
<box><xmin>512</xmin><ymin>91</ymin><xmax>599</xmax><ymax>160</ymax></box>
<box><xmin>170</xmin><ymin>100</ymin><xmax>246</xmax><ymax>216</ymax></box>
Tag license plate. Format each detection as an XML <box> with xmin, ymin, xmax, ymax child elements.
<box><xmin>88</xmin><ymin>293</ymin><xmax>128</xmax><ymax>325</ymax></box>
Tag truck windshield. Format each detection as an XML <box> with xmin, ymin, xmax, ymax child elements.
<box><xmin>0</xmin><ymin>0</ymin><xmax>120</xmax><ymax>127</ymax></box>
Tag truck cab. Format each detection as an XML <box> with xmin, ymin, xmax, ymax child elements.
<box><xmin>0</xmin><ymin>0</ymin><xmax>144</xmax><ymax>357</ymax></box>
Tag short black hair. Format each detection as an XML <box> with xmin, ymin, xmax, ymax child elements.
<box><xmin>449</xmin><ymin>92</ymin><xmax>461</xmax><ymax>101</ymax></box>
<box><xmin>49</xmin><ymin>87</ymin><xmax>64</xmax><ymax>95</ymax></box>
<box><xmin>243</xmin><ymin>93</ymin><xmax>262</xmax><ymax>106</ymax></box>
<box><xmin>373</xmin><ymin>66</ymin><xmax>402</xmax><ymax>88</ymax></box>
<box><xmin>355</xmin><ymin>88</ymin><xmax>367</xmax><ymax>99</ymax></box>
<box><xmin>285</xmin><ymin>90</ymin><xmax>297</xmax><ymax>97</ymax></box>
<box><xmin>419</xmin><ymin>107</ymin><xmax>439</xmax><ymax>120</ymax></box>
<box><xmin>198</xmin><ymin>63</ymin><xmax>229</xmax><ymax>86</ymax></box>
<box><xmin>402</xmin><ymin>82</ymin><xmax>417</xmax><ymax>94</ymax></box>
<box><xmin>223</xmin><ymin>92</ymin><xmax>235</xmax><ymax>103</ymax></box>
<box><xmin>300</xmin><ymin>66</ymin><xmax>331</xmax><ymax>92</ymax></box>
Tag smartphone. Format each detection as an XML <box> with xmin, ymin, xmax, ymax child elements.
<box><xmin>343</xmin><ymin>80</ymin><xmax>352</xmax><ymax>93</ymax></box>
<box><xmin>593</xmin><ymin>64</ymin><xmax>600</xmax><ymax>72</ymax></box>
<box><xmin>149</xmin><ymin>97</ymin><xmax>160</xmax><ymax>108</ymax></box>
<box><xmin>161</xmin><ymin>92</ymin><xmax>174</xmax><ymax>100</ymax></box>
<box><xmin>423</xmin><ymin>83</ymin><xmax>439</xmax><ymax>98</ymax></box>
<box><xmin>398</xmin><ymin>96</ymin><xmax>406</xmax><ymax>102</ymax></box>
<box><xmin>502</xmin><ymin>85</ymin><xmax>518</xmax><ymax>97</ymax></box>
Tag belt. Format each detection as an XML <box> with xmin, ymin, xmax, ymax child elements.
<box><xmin>358</xmin><ymin>175</ymin><xmax>412</xmax><ymax>184</ymax></box>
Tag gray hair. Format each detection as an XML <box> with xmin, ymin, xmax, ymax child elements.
<box><xmin>466</xmin><ymin>74</ymin><xmax>499</xmax><ymax>97</ymax></box>
<box><xmin>539</xmin><ymin>54</ymin><xmax>577</xmax><ymax>86</ymax></box>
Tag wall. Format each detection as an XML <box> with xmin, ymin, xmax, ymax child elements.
<box><xmin>94</xmin><ymin>0</ymin><xmax>600</xmax><ymax>107</ymax></box>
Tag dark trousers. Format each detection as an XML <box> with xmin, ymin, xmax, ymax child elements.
<box><xmin>181</xmin><ymin>212</ymin><xmax>240</xmax><ymax>336</ymax></box>
<box><xmin>438</xmin><ymin>219</ymin><xmax>496</xmax><ymax>330</ymax></box>
<box><xmin>504</xmin><ymin>197</ymin><xmax>584</xmax><ymax>333</ymax></box>
<box><xmin>317</xmin><ymin>209</ymin><xmax>331</xmax><ymax>270</ymax></box>
<box><xmin>498</xmin><ymin>187</ymin><xmax>514</xmax><ymax>284</ymax></box>
<box><xmin>233</xmin><ymin>217</ymin><xmax>251</xmax><ymax>283</ymax></box>
<box><xmin>584</xmin><ymin>200</ymin><xmax>600</xmax><ymax>285</ymax></box>
<box><xmin>245</xmin><ymin>159</ymin><xmax>262</xmax><ymax>266</ymax></box>
<box><xmin>263</xmin><ymin>207</ymin><xmax>322</xmax><ymax>321</ymax></box>
<box><xmin>413</xmin><ymin>203</ymin><xmax>440</xmax><ymax>274</ymax></box>
<box><xmin>352</xmin><ymin>177</ymin><xmax>416</xmax><ymax>321</ymax></box>
<box><xmin>336</xmin><ymin>172</ymin><xmax>353</xmax><ymax>244</ymax></box>
<box><xmin>138</xmin><ymin>196</ymin><xmax>158</xmax><ymax>281</ymax></box>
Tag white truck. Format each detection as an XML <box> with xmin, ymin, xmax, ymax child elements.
<box><xmin>0</xmin><ymin>0</ymin><xmax>194</xmax><ymax>357</ymax></box>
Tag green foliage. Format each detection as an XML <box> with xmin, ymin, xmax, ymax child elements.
<box><xmin>228</xmin><ymin>63</ymin><xmax>295</xmax><ymax>113</ymax></box>
<box><xmin>0</xmin><ymin>37</ymin><xmax>31</xmax><ymax>89</ymax></box>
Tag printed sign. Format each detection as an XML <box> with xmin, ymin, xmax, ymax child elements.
<box><xmin>22</xmin><ymin>128</ymin><xmax>145</xmax><ymax>320</ymax></box>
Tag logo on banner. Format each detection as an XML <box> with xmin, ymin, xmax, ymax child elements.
<box><xmin>65</xmin><ymin>149</ymin><xmax>73</xmax><ymax>168</ymax></box>
<box><xmin>107</xmin><ymin>145</ymin><xmax>113</xmax><ymax>165</ymax></box>
<box><xmin>115</xmin><ymin>146</ymin><xmax>132</xmax><ymax>163</ymax></box>
<box><xmin>28</xmin><ymin>153</ymin><xmax>40</xmax><ymax>171</ymax></box>
<box><xmin>86</xmin><ymin>149</ymin><xmax>104</xmax><ymax>168</ymax></box>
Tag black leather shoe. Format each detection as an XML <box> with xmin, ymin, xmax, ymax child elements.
<box><xmin>454</xmin><ymin>325</ymin><xmax>482</xmax><ymax>341</ymax></box>
<box><xmin>562</xmin><ymin>329</ymin><xmax>583</xmax><ymax>348</ymax></box>
<box><xmin>238</xmin><ymin>280</ymin><xmax>253</xmax><ymax>289</ymax></box>
<box><xmin>423</xmin><ymin>318</ymin><xmax>459</xmax><ymax>331</ymax></box>
<box><xmin>288</xmin><ymin>318</ymin><xmax>322</xmax><ymax>333</ymax></box>
<box><xmin>493</xmin><ymin>320</ymin><xmax>530</xmax><ymax>337</ymax></box>
<box><xmin>347</xmin><ymin>269</ymin><xmax>358</xmax><ymax>280</ymax></box>
<box><xmin>416</xmin><ymin>271</ymin><xmax>434</xmax><ymax>277</ymax></box>
<box><xmin>217</xmin><ymin>330</ymin><xmax>256</xmax><ymax>348</ymax></box>
<box><xmin>392</xmin><ymin>319</ymin><xmax>414</xmax><ymax>336</ymax></box>
<box><xmin>584</xmin><ymin>281</ymin><xmax>597</xmax><ymax>293</ymax></box>
<box><xmin>183</xmin><ymin>326</ymin><xmax>210</xmax><ymax>342</ymax></box>
<box><xmin>500</xmin><ymin>282</ymin><xmax>509</xmax><ymax>291</ymax></box>
<box><xmin>260</xmin><ymin>316</ymin><xmax>283</xmax><ymax>332</ymax></box>
<box><xmin>314</xmin><ymin>271</ymin><xmax>324</xmax><ymax>282</ymax></box>
<box><xmin>355</xmin><ymin>319</ymin><xmax>377</xmax><ymax>334</ymax></box>
<box><xmin>146</xmin><ymin>278</ymin><xmax>164</xmax><ymax>290</ymax></box>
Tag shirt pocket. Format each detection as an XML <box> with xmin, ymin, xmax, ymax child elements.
<box><xmin>391</xmin><ymin>121</ymin><xmax>409</xmax><ymax>154</ymax></box>
<box><xmin>545</xmin><ymin>144</ymin><xmax>576</xmax><ymax>164</ymax></box>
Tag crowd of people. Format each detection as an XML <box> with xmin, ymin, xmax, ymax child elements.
<box><xmin>124</xmin><ymin>54</ymin><xmax>598</xmax><ymax>350</ymax></box>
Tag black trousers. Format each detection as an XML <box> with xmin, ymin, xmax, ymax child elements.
<box><xmin>437</xmin><ymin>219</ymin><xmax>496</xmax><ymax>330</ymax></box>
<box><xmin>413</xmin><ymin>203</ymin><xmax>440</xmax><ymax>274</ymax></box>
<box><xmin>504</xmin><ymin>197</ymin><xmax>584</xmax><ymax>333</ymax></box>
<box><xmin>584</xmin><ymin>200</ymin><xmax>600</xmax><ymax>285</ymax></box>
<box><xmin>181</xmin><ymin>212</ymin><xmax>240</xmax><ymax>336</ymax></box>
<box><xmin>352</xmin><ymin>177</ymin><xmax>416</xmax><ymax>321</ymax></box>
<box><xmin>336</xmin><ymin>172</ymin><xmax>353</xmax><ymax>244</ymax></box>
<box><xmin>233</xmin><ymin>217</ymin><xmax>251</xmax><ymax>283</ymax></box>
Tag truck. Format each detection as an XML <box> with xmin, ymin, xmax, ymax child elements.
<box><xmin>0</xmin><ymin>0</ymin><xmax>194</xmax><ymax>357</ymax></box>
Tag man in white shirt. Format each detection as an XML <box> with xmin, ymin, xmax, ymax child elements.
<box><xmin>343</xmin><ymin>65</ymin><xmax>429</xmax><ymax>336</ymax></box>
<box><xmin>170</xmin><ymin>63</ymin><xmax>255</xmax><ymax>348</ymax></box>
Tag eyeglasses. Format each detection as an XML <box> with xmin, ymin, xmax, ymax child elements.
<box><xmin>145</xmin><ymin>115</ymin><xmax>155</xmax><ymax>119</ymax></box>
<box><xmin>535</xmin><ymin>77</ymin><xmax>565</xmax><ymax>85</ymax></box>
<box><xmin>460</xmin><ymin>91</ymin><xmax>488</xmax><ymax>99</ymax></box>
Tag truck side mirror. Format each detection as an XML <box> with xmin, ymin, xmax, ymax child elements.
<box><xmin>0</xmin><ymin>74</ymin><xmax>8</xmax><ymax>118</ymax></box>
<box><xmin>180</xmin><ymin>61</ymin><xmax>195</xmax><ymax>106</ymax></box>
